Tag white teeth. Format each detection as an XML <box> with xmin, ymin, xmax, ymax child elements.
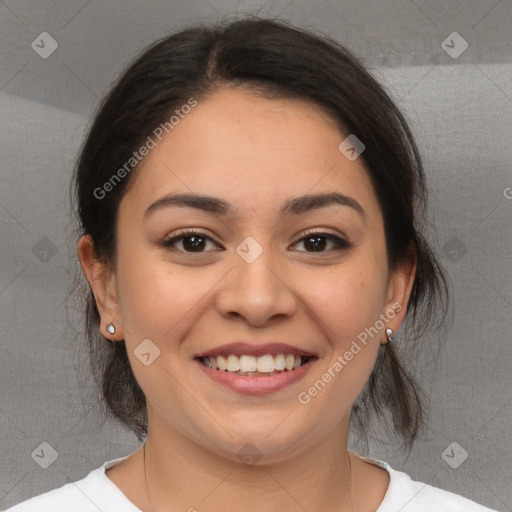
<box><xmin>227</xmin><ymin>355</ymin><xmax>240</xmax><ymax>372</ymax></box>
<box><xmin>239</xmin><ymin>355</ymin><xmax>257</xmax><ymax>372</ymax></box>
<box><xmin>217</xmin><ymin>355</ymin><xmax>227</xmax><ymax>371</ymax></box>
<box><xmin>274</xmin><ymin>354</ymin><xmax>286</xmax><ymax>370</ymax></box>
<box><xmin>257</xmin><ymin>355</ymin><xmax>275</xmax><ymax>373</ymax></box>
<box><xmin>202</xmin><ymin>353</ymin><xmax>308</xmax><ymax>374</ymax></box>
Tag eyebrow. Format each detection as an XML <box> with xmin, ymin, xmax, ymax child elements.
<box><xmin>143</xmin><ymin>192</ymin><xmax>365</xmax><ymax>219</ymax></box>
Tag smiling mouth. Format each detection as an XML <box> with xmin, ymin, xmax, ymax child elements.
<box><xmin>197</xmin><ymin>354</ymin><xmax>316</xmax><ymax>377</ymax></box>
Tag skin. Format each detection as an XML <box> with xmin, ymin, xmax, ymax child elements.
<box><xmin>78</xmin><ymin>87</ymin><xmax>416</xmax><ymax>512</ymax></box>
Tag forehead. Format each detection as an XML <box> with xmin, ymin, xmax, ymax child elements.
<box><xmin>121</xmin><ymin>88</ymin><xmax>380</xmax><ymax>220</ymax></box>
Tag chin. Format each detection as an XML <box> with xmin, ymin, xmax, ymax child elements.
<box><xmin>201</xmin><ymin>423</ymin><xmax>315</xmax><ymax>466</ymax></box>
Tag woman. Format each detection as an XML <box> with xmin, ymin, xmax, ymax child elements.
<box><xmin>5</xmin><ymin>16</ymin><xmax>499</xmax><ymax>512</ymax></box>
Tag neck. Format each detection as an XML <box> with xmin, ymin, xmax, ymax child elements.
<box><xmin>141</xmin><ymin>420</ymin><xmax>354</xmax><ymax>512</ymax></box>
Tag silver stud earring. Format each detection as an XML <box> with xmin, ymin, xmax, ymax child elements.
<box><xmin>385</xmin><ymin>328</ymin><xmax>394</xmax><ymax>343</ymax></box>
<box><xmin>106</xmin><ymin>323</ymin><xmax>116</xmax><ymax>335</ymax></box>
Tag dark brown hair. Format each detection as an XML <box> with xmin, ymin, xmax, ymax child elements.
<box><xmin>72</xmin><ymin>16</ymin><xmax>448</xmax><ymax>449</ymax></box>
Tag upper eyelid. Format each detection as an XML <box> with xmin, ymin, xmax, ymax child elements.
<box><xmin>164</xmin><ymin>229</ymin><xmax>346</xmax><ymax>242</ymax></box>
<box><xmin>163</xmin><ymin>229</ymin><xmax>221</xmax><ymax>247</ymax></box>
<box><xmin>297</xmin><ymin>227</ymin><xmax>346</xmax><ymax>239</ymax></box>
<box><xmin>293</xmin><ymin>228</ymin><xmax>350</xmax><ymax>244</ymax></box>
<box><xmin>291</xmin><ymin>232</ymin><xmax>350</xmax><ymax>250</ymax></box>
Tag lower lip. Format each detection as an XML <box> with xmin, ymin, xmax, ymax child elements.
<box><xmin>195</xmin><ymin>359</ymin><xmax>316</xmax><ymax>395</ymax></box>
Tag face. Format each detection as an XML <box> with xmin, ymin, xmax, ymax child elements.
<box><xmin>80</xmin><ymin>87</ymin><xmax>413</xmax><ymax>463</ymax></box>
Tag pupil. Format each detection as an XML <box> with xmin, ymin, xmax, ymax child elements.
<box><xmin>184</xmin><ymin>235</ymin><xmax>205</xmax><ymax>252</ymax></box>
<box><xmin>305</xmin><ymin>236</ymin><xmax>326</xmax><ymax>252</ymax></box>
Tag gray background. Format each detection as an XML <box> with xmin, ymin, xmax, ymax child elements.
<box><xmin>0</xmin><ymin>0</ymin><xmax>511</xmax><ymax>510</ymax></box>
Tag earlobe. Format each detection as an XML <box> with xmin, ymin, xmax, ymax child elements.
<box><xmin>76</xmin><ymin>234</ymin><xmax>124</xmax><ymax>340</ymax></box>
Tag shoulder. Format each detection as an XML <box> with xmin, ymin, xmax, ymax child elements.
<box><xmin>2</xmin><ymin>475</ymin><xmax>98</xmax><ymax>512</ymax></box>
<box><xmin>361</xmin><ymin>456</ymin><xmax>501</xmax><ymax>512</ymax></box>
<box><xmin>2</xmin><ymin>457</ymin><xmax>140</xmax><ymax>512</ymax></box>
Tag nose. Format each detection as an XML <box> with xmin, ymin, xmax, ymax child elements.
<box><xmin>214</xmin><ymin>246</ymin><xmax>297</xmax><ymax>327</ymax></box>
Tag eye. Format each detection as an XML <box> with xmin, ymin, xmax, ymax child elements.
<box><xmin>162</xmin><ymin>229</ymin><xmax>223</xmax><ymax>253</ymax></box>
<box><xmin>291</xmin><ymin>230</ymin><xmax>351</xmax><ymax>253</ymax></box>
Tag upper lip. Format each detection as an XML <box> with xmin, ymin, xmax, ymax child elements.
<box><xmin>194</xmin><ymin>342</ymin><xmax>317</xmax><ymax>359</ymax></box>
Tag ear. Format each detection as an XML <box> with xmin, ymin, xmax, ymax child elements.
<box><xmin>77</xmin><ymin>234</ymin><xmax>124</xmax><ymax>340</ymax></box>
<box><xmin>382</xmin><ymin>241</ymin><xmax>417</xmax><ymax>340</ymax></box>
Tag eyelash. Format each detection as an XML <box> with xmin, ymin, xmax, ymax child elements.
<box><xmin>161</xmin><ymin>228</ymin><xmax>351</xmax><ymax>254</ymax></box>
<box><xmin>162</xmin><ymin>229</ymin><xmax>222</xmax><ymax>253</ymax></box>
<box><xmin>294</xmin><ymin>229</ymin><xmax>351</xmax><ymax>252</ymax></box>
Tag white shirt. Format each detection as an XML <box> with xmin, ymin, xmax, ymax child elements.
<box><xmin>3</xmin><ymin>454</ymin><xmax>500</xmax><ymax>511</ymax></box>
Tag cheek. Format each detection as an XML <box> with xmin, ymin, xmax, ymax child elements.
<box><xmin>295</xmin><ymin>266</ymin><xmax>385</xmax><ymax>423</ymax></box>
<box><xmin>297</xmin><ymin>261</ymin><xmax>387</xmax><ymax>345</ymax></box>
<box><xmin>114</xmin><ymin>247</ymin><xmax>201</xmax><ymax>342</ymax></box>
<box><xmin>115</xmin><ymin>250</ymin><xmax>234</xmax><ymax>353</ymax></box>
